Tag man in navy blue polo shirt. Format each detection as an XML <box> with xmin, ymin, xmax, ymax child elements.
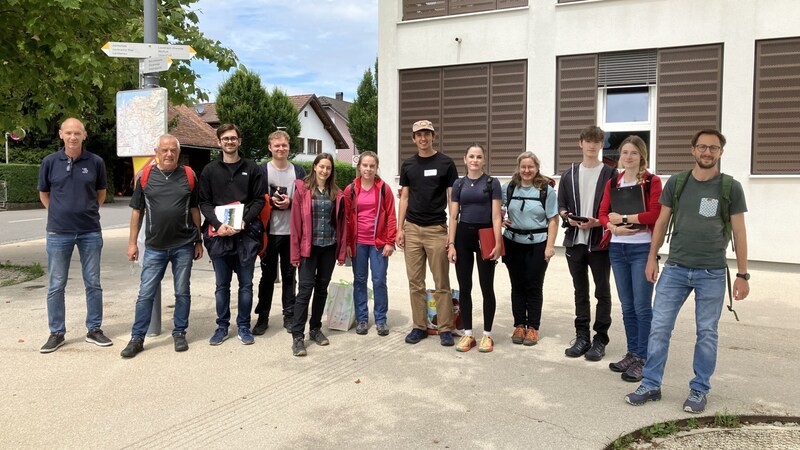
<box><xmin>37</xmin><ymin>117</ymin><xmax>110</xmax><ymax>353</ymax></box>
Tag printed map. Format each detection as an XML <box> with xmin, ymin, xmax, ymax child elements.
<box><xmin>116</xmin><ymin>88</ymin><xmax>167</xmax><ymax>157</ymax></box>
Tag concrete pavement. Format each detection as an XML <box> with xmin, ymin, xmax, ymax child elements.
<box><xmin>0</xmin><ymin>228</ymin><xmax>798</xmax><ymax>448</ymax></box>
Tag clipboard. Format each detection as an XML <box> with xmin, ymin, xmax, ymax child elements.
<box><xmin>610</xmin><ymin>185</ymin><xmax>647</xmax><ymax>230</ymax></box>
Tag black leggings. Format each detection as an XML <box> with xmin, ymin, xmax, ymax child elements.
<box><xmin>503</xmin><ymin>237</ymin><xmax>548</xmax><ymax>330</ymax></box>
<box><xmin>454</xmin><ymin>222</ymin><xmax>497</xmax><ymax>331</ymax></box>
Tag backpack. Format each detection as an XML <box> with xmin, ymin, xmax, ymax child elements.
<box><xmin>452</xmin><ymin>175</ymin><xmax>495</xmax><ymax>201</ymax></box>
<box><xmin>137</xmin><ymin>159</ymin><xmax>196</xmax><ymax>190</ymax></box>
<box><xmin>505</xmin><ymin>180</ymin><xmax>550</xmax><ymax>212</ymax></box>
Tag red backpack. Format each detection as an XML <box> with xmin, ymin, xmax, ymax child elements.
<box><xmin>136</xmin><ymin>158</ymin><xmax>196</xmax><ymax>190</ymax></box>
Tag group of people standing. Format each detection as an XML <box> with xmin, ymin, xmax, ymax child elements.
<box><xmin>36</xmin><ymin>117</ymin><xmax>750</xmax><ymax>414</ymax></box>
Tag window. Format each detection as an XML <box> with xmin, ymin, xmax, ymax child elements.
<box><xmin>398</xmin><ymin>60</ymin><xmax>527</xmax><ymax>174</ymax></box>
<box><xmin>307</xmin><ymin>138</ymin><xmax>323</xmax><ymax>155</ymax></box>
<box><xmin>402</xmin><ymin>0</ymin><xmax>527</xmax><ymax>21</ymax></box>
<box><xmin>297</xmin><ymin>138</ymin><xmax>305</xmax><ymax>154</ymax></box>
<box><xmin>598</xmin><ymin>86</ymin><xmax>656</xmax><ymax>168</ymax></box>
<box><xmin>752</xmin><ymin>37</ymin><xmax>800</xmax><ymax>174</ymax></box>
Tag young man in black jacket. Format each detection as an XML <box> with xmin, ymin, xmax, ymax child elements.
<box><xmin>199</xmin><ymin>123</ymin><xmax>266</xmax><ymax>346</ymax></box>
<box><xmin>557</xmin><ymin>126</ymin><xmax>618</xmax><ymax>361</ymax></box>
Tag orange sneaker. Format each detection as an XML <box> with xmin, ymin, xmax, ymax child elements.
<box><xmin>479</xmin><ymin>335</ymin><xmax>494</xmax><ymax>353</ymax></box>
<box><xmin>456</xmin><ymin>335</ymin><xmax>476</xmax><ymax>352</ymax></box>
<box><xmin>523</xmin><ymin>328</ymin><xmax>539</xmax><ymax>346</ymax></box>
<box><xmin>512</xmin><ymin>326</ymin><xmax>525</xmax><ymax>344</ymax></box>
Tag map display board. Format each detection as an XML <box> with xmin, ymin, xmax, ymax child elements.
<box><xmin>116</xmin><ymin>88</ymin><xmax>168</xmax><ymax>157</ymax></box>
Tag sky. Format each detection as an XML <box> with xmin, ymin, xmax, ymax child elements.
<box><xmin>188</xmin><ymin>0</ymin><xmax>378</xmax><ymax>103</ymax></box>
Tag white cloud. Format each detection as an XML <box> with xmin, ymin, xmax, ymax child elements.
<box><xmin>190</xmin><ymin>0</ymin><xmax>378</xmax><ymax>101</ymax></box>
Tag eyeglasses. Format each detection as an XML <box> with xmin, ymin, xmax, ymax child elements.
<box><xmin>66</xmin><ymin>157</ymin><xmax>73</xmax><ymax>172</ymax></box>
<box><xmin>694</xmin><ymin>144</ymin><xmax>721</xmax><ymax>154</ymax></box>
<box><xmin>220</xmin><ymin>137</ymin><xmax>239</xmax><ymax>143</ymax></box>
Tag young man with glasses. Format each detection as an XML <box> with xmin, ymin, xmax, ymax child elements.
<box><xmin>626</xmin><ymin>129</ymin><xmax>749</xmax><ymax>414</ymax></box>
<box><xmin>37</xmin><ymin>117</ymin><xmax>110</xmax><ymax>353</ymax></box>
<box><xmin>199</xmin><ymin>124</ymin><xmax>266</xmax><ymax>346</ymax></box>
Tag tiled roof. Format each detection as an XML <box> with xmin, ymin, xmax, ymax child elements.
<box><xmin>319</xmin><ymin>96</ymin><xmax>352</xmax><ymax>121</ymax></box>
<box><xmin>168</xmin><ymin>105</ymin><xmax>219</xmax><ymax>149</ymax></box>
<box><xmin>289</xmin><ymin>94</ymin><xmax>313</xmax><ymax>112</ymax></box>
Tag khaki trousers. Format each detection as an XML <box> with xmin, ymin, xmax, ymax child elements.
<box><xmin>403</xmin><ymin>222</ymin><xmax>452</xmax><ymax>331</ymax></box>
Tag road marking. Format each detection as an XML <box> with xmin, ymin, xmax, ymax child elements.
<box><xmin>7</xmin><ymin>218</ymin><xmax>44</xmax><ymax>223</ymax></box>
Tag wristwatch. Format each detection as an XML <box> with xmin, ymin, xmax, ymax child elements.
<box><xmin>736</xmin><ymin>272</ymin><xmax>750</xmax><ymax>280</ymax></box>
<box><xmin>622</xmin><ymin>215</ymin><xmax>628</xmax><ymax>224</ymax></box>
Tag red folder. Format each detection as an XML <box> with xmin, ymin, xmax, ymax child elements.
<box><xmin>478</xmin><ymin>227</ymin><xmax>505</xmax><ymax>260</ymax></box>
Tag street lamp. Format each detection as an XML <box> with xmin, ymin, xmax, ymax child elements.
<box><xmin>4</xmin><ymin>128</ymin><xmax>26</xmax><ymax>164</ymax></box>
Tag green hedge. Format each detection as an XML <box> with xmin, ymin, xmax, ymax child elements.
<box><xmin>272</xmin><ymin>160</ymin><xmax>358</xmax><ymax>190</ymax></box>
<box><xmin>0</xmin><ymin>164</ymin><xmax>40</xmax><ymax>203</ymax></box>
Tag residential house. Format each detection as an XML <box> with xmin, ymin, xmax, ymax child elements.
<box><xmin>319</xmin><ymin>92</ymin><xmax>357</xmax><ymax>163</ymax></box>
<box><xmin>379</xmin><ymin>0</ymin><xmax>800</xmax><ymax>264</ymax></box>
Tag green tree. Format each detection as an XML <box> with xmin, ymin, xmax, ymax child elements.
<box><xmin>267</xmin><ymin>87</ymin><xmax>302</xmax><ymax>159</ymax></box>
<box><xmin>0</xmin><ymin>0</ymin><xmax>237</xmax><ymax>150</ymax></box>
<box><xmin>348</xmin><ymin>58</ymin><xmax>378</xmax><ymax>153</ymax></box>
<box><xmin>216</xmin><ymin>67</ymin><xmax>271</xmax><ymax>160</ymax></box>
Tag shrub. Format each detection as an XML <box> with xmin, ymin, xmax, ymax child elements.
<box><xmin>0</xmin><ymin>164</ymin><xmax>40</xmax><ymax>203</ymax></box>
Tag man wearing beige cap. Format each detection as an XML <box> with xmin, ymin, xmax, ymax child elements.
<box><xmin>397</xmin><ymin>120</ymin><xmax>458</xmax><ymax>346</ymax></box>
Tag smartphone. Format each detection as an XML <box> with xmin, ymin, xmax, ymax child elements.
<box><xmin>271</xmin><ymin>185</ymin><xmax>287</xmax><ymax>198</ymax></box>
<box><xmin>568</xmin><ymin>214</ymin><xmax>589</xmax><ymax>223</ymax></box>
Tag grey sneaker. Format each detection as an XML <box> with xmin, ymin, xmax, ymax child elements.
<box><xmin>356</xmin><ymin>321</ymin><xmax>369</xmax><ymax>335</ymax></box>
<box><xmin>173</xmin><ymin>333</ymin><xmax>189</xmax><ymax>352</ymax></box>
<box><xmin>621</xmin><ymin>357</ymin><xmax>644</xmax><ymax>382</ymax></box>
<box><xmin>625</xmin><ymin>385</ymin><xmax>662</xmax><ymax>406</ymax></box>
<box><xmin>120</xmin><ymin>338</ymin><xmax>144</xmax><ymax>358</ymax></box>
<box><xmin>40</xmin><ymin>333</ymin><xmax>65</xmax><ymax>354</ymax></box>
<box><xmin>376</xmin><ymin>323</ymin><xmax>390</xmax><ymax>336</ymax></box>
<box><xmin>309</xmin><ymin>328</ymin><xmax>329</xmax><ymax>346</ymax></box>
<box><xmin>292</xmin><ymin>337</ymin><xmax>307</xmax><ymax>356</ymax></box>
<box><xmin>609</xmin><ymin>352</ymin><xmax>637</xmax><ymax>373</ymax></box>
<box><xmin>683</xmin><ymin>389</ymin><xmax>707</xmax><ymax>414</ymax></box>
<box><xmin>86</xmin><ymin>328</ymin><xmax>113</xmax><ymax>347</ymax></box>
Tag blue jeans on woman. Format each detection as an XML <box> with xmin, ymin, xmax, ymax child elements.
<box><xmin>609</xmin><ymin>242</ymin><xmax>653</xmax><ymax>358</ymax></box>
<box><xmin>131</xmin><ymin>243</ymin><xmax>194</xmax><ymax>339</ymax></box>
<box><xmin>352</xmin><ymin>243</ymin><xmax>389</xmax><ymax>324</ymax></box>
<box><xmin>45</xmin><ymin>231</ymin><xmax>104</xmax><ymax>335</ymax></box>
<box><xmin>640</xmin><ymin>263</ymin><xmax>726</xmax><ymax>394</ymax></box>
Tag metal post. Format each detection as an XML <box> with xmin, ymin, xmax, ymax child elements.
<box><xmin>4</xmin><ymin>133</ymin><xmax>8</xmax><ymax>164</ymax></box>
<box><xmin>144</xmin><ymin>0</ymin><xmax>162</xmax><ymax>335</ymax></box>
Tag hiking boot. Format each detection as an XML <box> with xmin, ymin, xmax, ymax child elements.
<box><xmin>209</xmin><ymin>328</ymin><xmax>228</xmax><ymax>346</ymax></box>
<box><xmin>173</xmin><ymin>333</ymin><xmax>189</xmax><ymax>352</ymax></box>
<box><xmin>621</xmin><ymin>358</ymin><xmax>644</xmax><ymax>382</ymax></box>
<box><xmin>478</xmin><ymin>335</ymin><xmax>494</xmax><ymax>353</ymax></box>
<box><xmin>455</xmin><ymin>335</ymin><xmax>476</xmax><ymax>352</ymax></box>
<box><xmin>565</xmin><ymin>335</ymin><xmax>591</xmax><ymax>357</ymax></box>
<box><xmin>683</xmin><ymin>389</ymin><xmax>707</xmax><ymax>414</ymax></box>
<box><xmin>376</xmin><ymin>322</ymin><xmax>390</xmax><ymax>336</ymax></box>
<box><xmin>252</xmin><ymin>315</ymin><xmax>269</xmax><ymax>335</ymax></box>
<box><xmin>356</xmin><ymin>321</ymin><xmax>369</xmax><ymax>335</ymax></box>
<box><xmin>625</xmin><ymin>385</ymin><xmax>662</xmax><ymax>406</ymax></box>
<box><xmin>40</xmin><ymin>333</ymin><xmax>65</xmax><ymax>354</ymax></box>
<box><xmin>511</xmin><ymin>326</ymin><xmax>525</xmax><ymax>345</ymax></box>
<box><xmin>292</xmin><ymin>337</ymin><xmax>307</xmax><ymax>357</ymax></box>
<box><xmin>238</xmin><ymin>327</ymin><xmax>255</xmax><ymax>345</ymax></box>
<box><xmin>523</xmin><ymin>328</ymin><xmax>539</xmax><ymax>346</ymax></box>
<box><xmin>120</xmin><ymin>338</ymin><xmax>144</xmax><ymax>358</ymax></box>
<box><xmin>584</xmin><ymin>339</ymin><xmax>606</xmax><ymax>361</ymax></box>
<box><xmin>283</xmin><ymin>316</ymin><xmax>293</xmax><ymax>333</ymax></box>
<box><xmin>309</xmin><ymin>328</ymin><xmax>329</xmax><ymax>346</ymax></box>
<box><xmin>86</xmin><ymin>328</ymin><xmax>113</xmax><ymax>347</ymax></box>
<box><xmin>405</xmin><ymin>328</ymin><xmax>427</xmax><ymax>344</ymax></box>
<box><xmin>609</xmin><ymin>352</ymin><xmax>637</xmax><ymax>373</ymax></box>
<box><xmin>439</xmin><ymin>331</ymin><xmax>454</xmax><ymax>347</ymax></box>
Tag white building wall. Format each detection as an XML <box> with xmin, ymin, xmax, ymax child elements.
<box><xmin>379</xmin><ymin>0</ymin><xmax>800</xmax><ymax>263</ymax></box>
<box><xmin>297</xmin><ymin>105</ymin><xmax>336</xmax><ymax>159</ymax></box>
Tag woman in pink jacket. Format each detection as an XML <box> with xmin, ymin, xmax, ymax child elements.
<box><xmin>289</xmin><ymin>153</ymin><xmax>346</xmax><ymax>356</ymax></box>
<box><xmin>344</xmin><ymin>151</ymin><xmax>397</xmax><ymax>337</ymax></box>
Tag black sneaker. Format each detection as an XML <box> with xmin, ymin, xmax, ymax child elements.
<box><xmin>283</xmin><ymin>316</ymin><xmax>293</xmax><ymax>334</ymax></box>
<box><xmin>584</xmin><ymin>340</ymin><xmax>606</xmax><ymax>361</ymax></box>
<box><xmin>252</xmin><ymin>315</ymin><xmax>269</xmax><ymax>335</ymax></box>
<box><xmin>40</xmin><ymin>333</ymin><xmax>65</xmax><ymax>354</ymax></box>
<box><xmin>439</xmin><ymin>331</ymin><xmax>455</xmax><ymax>347</ymax></box>
<box><xmin>120</xmin><ymin>338</ymin><xmax>144</xmax><ymax>358</ymax></box>
<box><xmin>173</xmin><ymin>333</ymin><xmax>189</xmax><ymax>352</ymax></box>
<box><xmin>564</xmin><ymin>335</ymin><xmax>590</xmax><ymax>357</ymax></box>
<box><xmin>86</xmin><ymin>328</ymin><xmax>113</xmax><ymax>347</ymax></box>
<box><xmin>609</xmin><ymin>352</ymin><xmax>637</xmax><ymax>373</ymax></box>
<box><xmin>405</xmin><ymin>328</ymin><xmax>428</xmax><ymax>344</ymax></box>
<box><xmin>356</xmin><ymin>321</ymin><xmax>369</xmax><ymax>335</ymax></box>
<box><xmin>621</xmin><ymin>357</ymin><xmax>644</xmax><ymax>382</ymax></box>
<box><xmin>309</xmin><ymin>328</ymin><xmax>329</xmax><ymax>346</ymax></box>
<box><xmin>292</xmin><ymin>337</ymin><xmax>307</xmax><ymax>357</ymax></box>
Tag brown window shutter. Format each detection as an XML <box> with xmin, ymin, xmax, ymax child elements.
<box><xmin>398</xmin><ymin>68</ymin><xmax>443</xmax><ymax>167</ymax></box>
<box><xmin>655</xmin><ymin>44</ymin><xmax>723</xmax><ymax>175</ymax></box>
<box><xmin>442</xmin><ymin>64</ymin><xmax>490</xmax><ymax>159</ymax></box>
<box><xmin>488</xmin><ymin>60</ymin><xmax>527</xmax><ymax>175</ymax></box>
<box><xmin>498</xmin><ymin>0</ymin><xmax>528</xmax><ymax>8</ymax></box>
<box><xmin>752</xmin><ymin>37</ymin><xmax>800</xmax><ymax>174</ymax></box>
<box><xmin>402</xmin><ymin>1</ymin><xmax>447</xmax><ymax>20</ymax></box>
<box><xmin>556</xmin><ymin>54</ymin><xmax>598</xmax><ymax>173</ymax></box>
<box><xmin>449</xmin><ymin>0</ymin><xmax>497</xmax><ymax>15</ymax></box>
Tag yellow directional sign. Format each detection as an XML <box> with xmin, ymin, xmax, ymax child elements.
<box><xmin>101</xmin><ymin>42</ymin><xmax>196</xmax><ymax>60</ymax></box>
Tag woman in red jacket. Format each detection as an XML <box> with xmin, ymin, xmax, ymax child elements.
<box><xmin>598</xmin><ymin>135</ymin><xmax>662</xmax><ymax>382</ymax></box>
<box><xmin>344</xmin><ymin>151</ymin><xmax>397</xmax><ymax>337</ymax></box>
<box><xmin>289</xmin><ymin>153</ymin><xmax>346</xmax><ymax>356</ymax></box>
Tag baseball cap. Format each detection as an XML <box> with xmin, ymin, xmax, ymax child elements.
<box><xmin>412</xmin><ymin>120</ymin><xmax>435</xmax><ymax>133</ymax></box>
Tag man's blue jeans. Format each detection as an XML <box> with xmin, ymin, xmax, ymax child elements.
<box><xmin>131</xmin><ymin>243</ymin><xmax>194</xmax><ymax>339</ymax></box>
<box><xmin>641</xmin><ymin>263</ymin><xmax>726</xmax><ymax>394</ymax></box>
<box><xmin>211</xmin><ymin>254</ymin><xmax>255</xmax><ymax>330</ymax></box>
<box><xmin>609</xmin><ymin>242</ymin><xmax>654</xmax><ymax>358</ymax></box>
<box><xmin>352</xmin><ymin>244</ymin><xmax>389</xmax><ymax>324</ymax></box>
<box><xmin>45</xmin><ymin>231</ymin><xmax>103</xmax><ymax>335</ymax></box>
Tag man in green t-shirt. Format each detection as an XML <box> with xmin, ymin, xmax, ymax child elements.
<box><xmin>625</xmin><ymin>129</ymin><xmax>750</xmax><ymax>414</ymax></box>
